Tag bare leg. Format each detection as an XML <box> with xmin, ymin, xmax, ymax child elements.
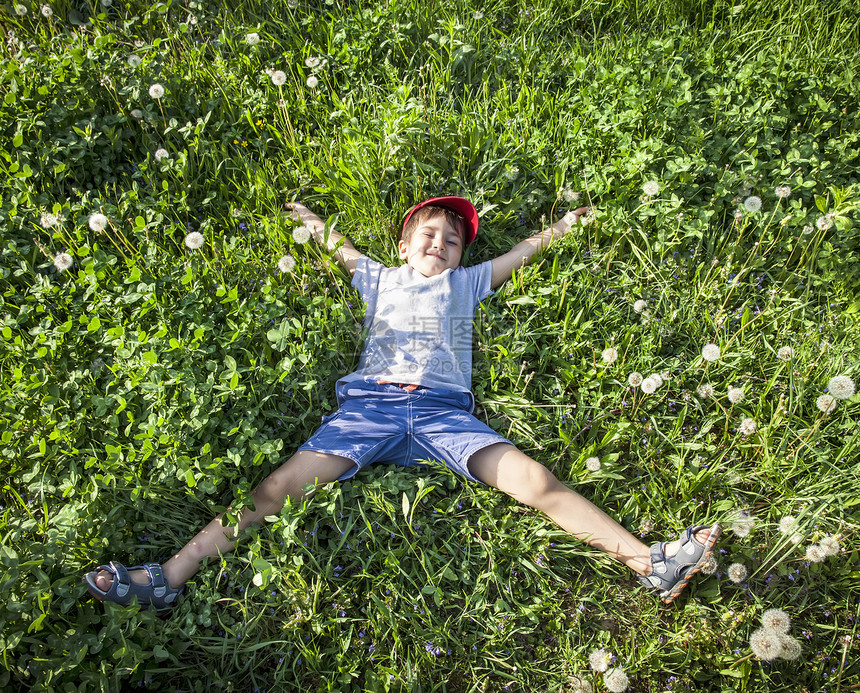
<box><xmin>93</xmin><ymin>450</ymin><xmax>354</xmax><ymax>590</ymax></box>
<box><xmin>468</xmin><ymin>443</ymin><xmax>713</xmax><ymax>575</ymax></box>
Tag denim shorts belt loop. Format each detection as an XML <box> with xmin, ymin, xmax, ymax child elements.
<box><xmin>297</xmin><ymin>379</ymin><xmax>511</xmax><ymax>484</ymax></box>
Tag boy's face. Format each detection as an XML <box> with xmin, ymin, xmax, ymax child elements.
<box><xmin>398</xmin><ymin>214</ymin><xmax>463</xmax><ymax>277</ymax></box>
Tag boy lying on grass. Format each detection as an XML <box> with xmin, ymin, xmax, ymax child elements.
<box><xmin>85</xmin><ymin>196</ymin><xmax>720</xmax><ymax>612</ymax></box>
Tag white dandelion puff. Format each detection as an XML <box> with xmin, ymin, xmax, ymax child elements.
<box><xmin>640</xmin><ymin>376</ymin><xmax>659</xmax><ymax>394</ymax></box>
<box><xmin>727</xmin><ymin>386</ymin><xmax>745</xmax><ymax>404</ymax></box>
<box><xmin>306</xmin><ymin>75</ymin><xmax>319</xmax><ymax>88</ymax></box>
<box><xmin>287</xmin><ymin>0</ymin><xmax>298</xmax><ymax>6</ymax></box>
<box><xmin>827</xmin><ymin>375</ymin><xmax>855</xmax><ymax>400</ymax></box>
<box><xmin>750</xmin><ymin>628</ymin><xmax>783</xmax><ymax>661</ymax></box>
<box><xmin>155</xmin><ymin>147</ymin><xmax>169</xmax><ymax>161</ymax></box>
<box><xmin>649</xmin><ymin>373</ymin><xmax>664</xmax><ymax>388</ymax></box>
<box><xmin>473</xmin><ymin>10</ymin><xmax>484</xmax><ymax>19</ymax></box>
<box><xmin>820</xmin><ymin>535</ymin><xmax>841</xmax><ymax>556</ymax></box>
<box><xmin>561</xmin><ymin>187</ymin><xmax>580</xmax><ymax>203</ymax></box>
<box><xmin>802</xmin><ymin>224</ymin><xmax>814</xmax><ymax>235</ymax></box>
<box><xmin>776</xmin><ymin>346</ymin><xmax>793</xmax><ymax>360</ymax></box>
<box><xmin>628</xmin><ymin>371</ymin><xmax>643</xmax><ymax>387</ymax></box>
<box><xmin>245</xmin><ymin>32</ymin><xmax>260</xmax><ymax>45</ymax></box>
<box><xmin>53</xmin><ymin>252</ymin><xmax>73</xmax><ymax>272</ymax></box>
<box><xmin>41</xmin><ymin>4</ymin><xmax>53</xmax><ymax>17</ymax></box>
<box><xmin>816</xmin><ymin>394</ymin><xmax>837</xmax><ymax>414</ymax></box>
<box><xmin>567</xmin><ymin>677</ymin><xmax>593</xmax><ymax>693</ymax></box>
<box><xmin>88</xmin><ymin>213</ymin><xmax>108</xmax><ymax>232</ymax></box>
<box><xmin>727</xmin><ymin>562</ymin><xmax>748</xmax><ymax>583</ymax></box>
<box><xmin>732</xmin><ymin>511</ymin><xmax>755</xmax><ymax>538</ymax></box>
<box><xmin>40</xmin><ymin>213</ymin><xmax>59</xmax><ymax>228</ymax></box>
<box><xmin>702</xmin><ymin>343</ymin><xmax>720</xmax><ymax>362</ymax></box>
<box><xmin>761</xmin><ymin>608</ymin><xmax>791</xmax><ymax>634</ymax></box>
<box><xmin>738</xmin><ymin>417</ymin><xmax>757</xmax><ymax>436</ymax></box>
<box><xmin>697</xmin><ymin>383</ymin><xmax>714</xmax><ymax>399</ymax></box>
<box><xmin>778</xmin><ymin>516</ymin><xmax>799</xmax><ymax>537</ymax></box>
<box><xmin>816</xmin><ymin>214</ymin><xmax>834</xmax><ymax>231</ymax></box>
<box><xmin>604</xmin><ymin>667</ymin><xmax>629</xmax><ymax>693</ymax></box>
<box><xmin>14</xmin><ymin>4</ymin><xmax>28</xmax><ymax>16</ymax></box>
<box><xmin>779</xmin><ymin>634</ymin><xmax>802</xmax><ymax>660</ymax></box>
<box><xmin>130</xmin><ymin>108</ymin><xmax>144</xmax><ymax>120</ymax></box>
<box><xmin>127</xmin><ymin>54</ymin><xmax>142</xmax><ymax>68</ymax></box>
<box><xmin>292</xmin><ymin>226</ymin><xmax>311</xmax><ymax>244</ymax></box>
<box><xmin>700</xmin><ymin>555</ymin><xmax>718</xmax><ymax>575</ymax></box>
<box><xmin>278</xmin><ymin>254</ymin><xmax>296</xmax><ymax>273</ymax></box>
<box><xmin>744</xmin><ymin>195</ymin><xmax>762</xmax><ymax>212</ymax></box>
<box><xmin>642</xmin><ymin>180</ymin><xmax>659</xmax><ymax>196</ymax></box>
<box><xmin>271</xmin><ymin>70</ymin><xmax>287</xmax><ymax>86</ymax></box>
<box><xmin>585</xmin><ymin>457</ymin><xmax>601</xmax><ymax>472</ymax></box>
<box><xmin>775</xmin><ymin>185</ymin><xmax>792</xmax><ymax>199</ymax></box>
<box><xmin>601</xmin><ymin>347</ymin><xmax>618</xmax><ymax>364</ymax></box>
<box><xmin>101</xmin><ymin>0</ymin><xmax>112</xmax><ymax>6</ymax></box>
<box><xmin>588</xmin><ymin>648</ymin><xmax>611</xmax><ymax>673</ymax></box>
<box><xmin>304</xmin><ymin>56</ymin><xmax>320</xmax><ymax>68</ymax></box>
<box><xmin>633</xmin><ymin>299</ymin><xmax>647</xmax><ymax>313</ymax></box>
<box><xmin>148</xmin><ymin>83</ymin><xmax>165</xmax><ymax>99</ymax></box>
<box><xmin>184</xmin><ymin>231</ymin><xmax>204</xmax><ymax>249</ymax></box>
<box><xmin>805</xmin><ymin>543</ymin><xmax>826</xmax><ymax>563</ymax></box>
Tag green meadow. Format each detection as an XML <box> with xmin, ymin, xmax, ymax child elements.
<box><xmin>1</xmin><ymin>0</ymin><xmax>858</xmax><ymax>690</ymax></box>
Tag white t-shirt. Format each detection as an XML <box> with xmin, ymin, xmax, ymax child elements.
<box><xmin>339</xmin><ymin>257</ymin><xmax>495</xmax><ymax>392</ymax></box>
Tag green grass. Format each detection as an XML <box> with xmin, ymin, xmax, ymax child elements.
<box><xmin>1</xmin><ymin>0</ymin><xmax>859</xmax><ymax>690</ymax></box>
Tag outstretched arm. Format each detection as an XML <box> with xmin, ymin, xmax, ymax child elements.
<box><xmin>286</xmin><ymin>201</ymin><xmax>366</xmax><ymax>276</ymax></box>
<box><xmin>489</xmin><ymin>206</ymin><xmax>590</xmax><ymax>289</ymax></box>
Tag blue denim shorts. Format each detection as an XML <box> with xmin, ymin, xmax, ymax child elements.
<box><xmin>297</xmin><ymin>379</ymin><xmax>512</xmax><ymax>483</ymax></box>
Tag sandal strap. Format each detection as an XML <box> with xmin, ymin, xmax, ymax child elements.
<box><xmin>144</xmin><ymin>563</ymin><xmax>168</xmax><ymax>599</ymax></box>
<box><xmin>109</xmin><ymin>560</ymin><xmax>132</xmax><ymax>599</ymax></box>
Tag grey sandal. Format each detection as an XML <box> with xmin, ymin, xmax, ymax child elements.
<box><xmin>84</xmin><ymin>561</ymin><xmax>183</xmax><ymax>613</ymax></box>
<box><xmin>638</xmin><ymin>524</ymin><xmax>721</xmax><ymax>604</ymax></box>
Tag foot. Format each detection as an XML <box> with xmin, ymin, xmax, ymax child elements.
<box><xmin>92</xmin><ymin>566</ymin><xmax>150</xmax><ymax>592</ymax></box>
<box><xmin>638</xmin><ymin>524</ymin><xmax>721</xmax><ymax>604</ymax></box>
<box><xmin>84</xmin><ymin>562</ymin><xmax>183</xmax><ymax>611</ymax></box>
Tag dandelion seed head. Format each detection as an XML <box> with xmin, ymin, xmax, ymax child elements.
<box><xmin>738</xmin><ymin>417</ymin><xmax>757</xmax><ymax>436</ymax></box>
<box><xmin>585</xmin><ymin>457</ymin><xmax>601</xmax><ymax>472</ymax></box>
<box><xmin>88</xmin><ymin>213</ymin><xmax>108</xmax><ymax>232</ymax></box>
<box><xmin>601</xmin><ymin>347</ymin><xmax>618</xmax><ymax>364</ymax></box>
<box><xmin>287</xmin><ymin>0</ymin><xmax>297</xmax><ymax>6</ymax></box>
<box><xmin>245</xmin><ymin>32</ymin><xmax>260</xmax><ymax>45</ymax></box>
<box><xmin>702</xmin><ymin>343</ymin><xmax>720</xmax><ymax>362</ymax></box>
<box><xmin>14</xmin><ymin>4</ymin><xmax>27</xmax><ymax>16</ymax></box>
<box><xmin>567</xmin><ymin>677</ymin><xmax>592</xmax><ymax>693</ymax></box>
<box><xmin>271</xmin><ymin>70</ymin><xmax>287</xmax><ymax>86</ymax></box>
<box><xmin>278</xmin><ymin>254</ymin><xmax>296</xmax><ymax>273</ymax></box>
<box><xmin>744</xmin><ymin>195</ymin><xmax>762</xmax><ymax>212</ymax></box>
<box><xmin>648</xmin><ymin>373</ymin><xmax>663</xmax><ymax>388</ymax></box>
<box><xmin>292</xmin><ymin>226</ymin><xmax>311</xmax><ymax>244</ymax></box>
<box><xmin>633</xmin><ymin>299</ymin><xmax>647</xmax><ymax>313</ymax></box>
<box><xmin>40</xmin><ymin>213</ymin><xmax>59</xmax><ymax>228</ymax></box>
<box><xmin>155</xmin><ymin>148</ymin><xmax>169</xmax><ymax>161</ymax></box>
<box><xmin>643</xmin><ymin>180</ymin><xmax>659</xmax><ymax>196</ymax></box>
<box><xmin>775</xmin><ymin>185</ymin><xmax>792</xmax><ymax>199</ymax></box>
<box><xmin>816</xmin><ymin>214</ymin><xmax>833</xmax><ymax>231</ymax></box>
<box><xmin>41</xmin><ymin>4</ymin><xmax>53</xmax><ymax>17</ymax></box>
<box><xmin>750</xmin><ymin>628</ymin><xmax>783</xmax><ymax>661</ymax></box>
<box><xmin>306</xmin><ymin>75</ymin><xmax>319</xmax><ymax>88</ymax></box>
<box><xmin>588</xmin><ymin>648</ymin><xmax>611</xmax><ymax>673</ymax></box>
<box><xmin>779</xmin><ymin>634</ymin><xmax>802</xmax><ymax>660</ymax></box>
<box><xmin>53</xmin><ymin>252</ymin><xmax>73</xmax><ymax>272</ymax></box>
<box><xmin>827</xmin><ymin>375</ymin><xmax>855</xmax><ymax>400</ymax></box>
<box><xmin>604</xmin><ymin>667</ymin><xmax>629</xmax><ymax>693</ymax></box>
<box><xmin>776</xmin><ymin>346</ymin><xmax>793</xmax><ymax>360</ymax></box>
<box><xmin>561</xmin><ymin>187</ymin><xmax>580</xmax><ymax>202</ymax></box>
<box><xmin>727</xmin><ymin>386</ymin><xmax>745</xmax><ymax>404</ymax></box>
<box><xmin>778</xmin><ymin>516</ymin><xmax>797</xmax><ymax>534</ymax></box>
<box><xmin>640</xmin><ymin>376</ymin><xmax>658</xmax><ymax>394</ymax></box>
<box><xmin>184</xmin><ymin>231</ymin><xmax>204</xmax><ymax>250</ymax></box>
<box><xmin>101</xmin><ymin>0</ymin><xmax>112</xmax><ymax>6</ymax></box>
<box><xmin>732</xmin><ymin>511</ymin><xmax>755</xmax><ymax>538</ymax></box>
<box><xmin>127</xmin><ymin>54</ymin><xmax>142</xmax><ymax>68</ymax></box>
<box><xmin>130</xmin><ymin>109</ymin><xmax>144</xmax><ymax>120</ymax></box>
<box><xmin>697</xmin><ymin>383</ymin><xmax>714</xmax><ymax>399</ymax></box>
<box><xmin>305</xmin><ymin>56</ymin><xmax>320</xmax><ymax>68</ymax></box>
<box><xmin>148</xmin><ymin>83</ymin><xmax>165</xmax><ymax>99</ymax></box>
<box><xmin>820</xmin><ymin>535</ymin><xmax>840</xmax><ymax>556</ymax></box>
<box><xmin>761</xmin><ymin>609</ymin><xmax>791</xmax><ymax>633</ymax></box>
<box><xmin>628</xmin><ymin>372</ymin><xmax>643</xmax><ymax>387</ymax></box>
<box><xmin>805</xmin><ymin>543</ymin><xmax>826</xmax><ymax>563</ymax></box>
<box><xmin>472</xmin><ymin>10</ymin><xmax>484</xmax><ymax>19</ymax></box>
<box><xmin>816</xmin><ymin>394</ymin><xmax>837</xmax><ymax>414</ymax></box>
<box><xmin>727</xmin><ymin>562</ymin><xmax>748</xmax><ymax>583</ymax></box>
<box><xmin>700</xmin><ymin>555</ymin><xmax>718</xmax><ymax>575</ymax></box>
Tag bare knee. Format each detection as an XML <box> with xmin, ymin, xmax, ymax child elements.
<box><xmin>508</xmin><ymin>461</ymin><xmax>560</xmax><ymax>506</ymax></box>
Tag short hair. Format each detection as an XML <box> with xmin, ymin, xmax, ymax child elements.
<box><xmin>401</xmin><ymin>205</ymin><xmax>467</xmax><ymax>245</ymax></box>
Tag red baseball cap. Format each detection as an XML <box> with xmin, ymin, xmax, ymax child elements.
<box><xmin>402</xmin><ymin>196</ymin><xmax>479</xmax><ymax>245</ymax></box>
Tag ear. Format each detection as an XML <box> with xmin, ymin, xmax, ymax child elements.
<box><xmin>398</xmin><ymin>239</ymin><xmax>409</xmax><ymax>260</ymax></box>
